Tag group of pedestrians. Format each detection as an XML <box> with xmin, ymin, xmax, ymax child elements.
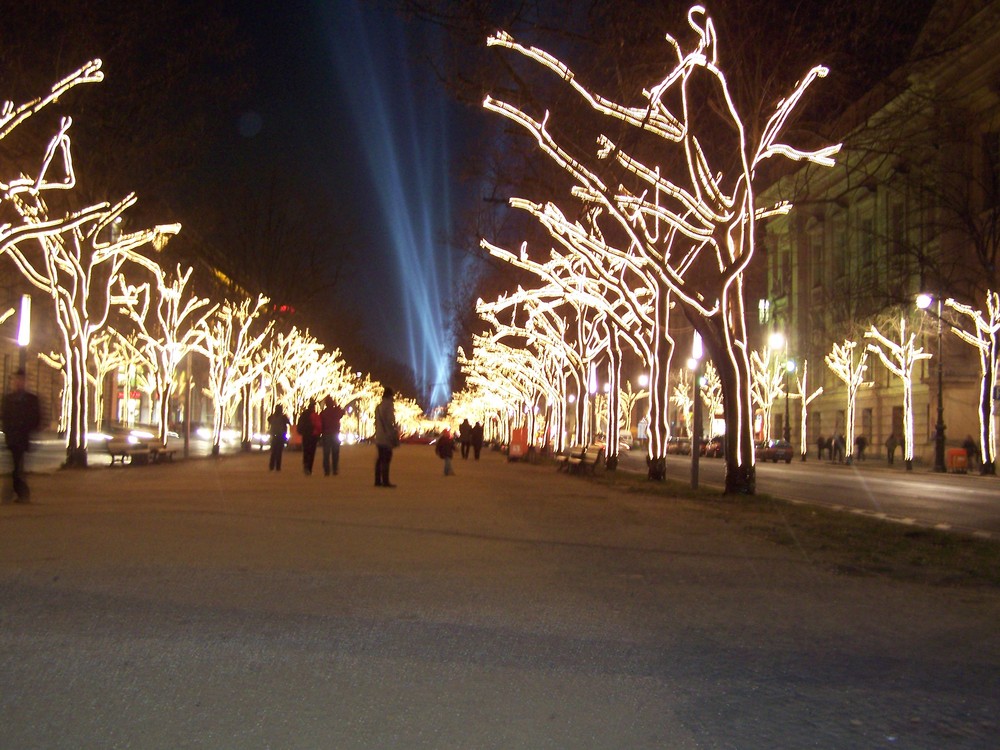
<box><xmin>266</xmin><ymin>395</ymin><xmax>346</xmax><ymax>477</ymax></box>
<box><xmin>267</xmin><ymin>387</ymin><xmax>492</xmax><ymax>487</ymax></box>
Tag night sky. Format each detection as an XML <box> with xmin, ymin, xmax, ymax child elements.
<box><xmin>220</xmin><ymin>0</ymin><xmax>478</xmax><ymax>407</ymax></box>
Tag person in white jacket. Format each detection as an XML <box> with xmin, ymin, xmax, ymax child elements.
<box><xmin>374</xmin><ymin>387</ymin><xmax>398</xmax><ymax>487</ymax></box>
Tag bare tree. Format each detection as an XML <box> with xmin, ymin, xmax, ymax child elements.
<box><xmin>483</xmin><ymin>8</ymin><xmax>838</xmax><ymax>493</ymax></box>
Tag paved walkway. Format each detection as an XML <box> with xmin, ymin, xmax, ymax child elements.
<box><xmin>1</xmin><ymin>444</ymin><xmax>998</xmax><ymax>748</ymax></box>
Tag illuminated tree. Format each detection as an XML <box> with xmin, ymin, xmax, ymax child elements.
<box><xmin>865</xmin><ymin>318</ymin><xmax>931</xmax><ymax>469</ymax></box>
<box><xmin>194</xmin><ymin>295</ymin><xmax>273</xmax><ymax>455</ymax></box>
<box><xmin>672</xmin><ymin>368</ymin><xmax>694</xmax><ymax>437</ymax></box>
<box><xmin>793</xmin><ymin>360</ymin><xmax>823</xmax><ymax>461</ymax></box>
<box><xmin>750</xmin><ymin>346</ymin><xmax>786</xmax><ymax>442</ymax></box>
<box><xmin>4</xmin><ymin>188</ymin><xmax>179</xmax><ymax>465</ymax></box>
<box><xmin>482</xmin><ymin>206</ymin><xmax>666</xmax><ymax>470</ymax></box>
<box><xmin>618</xmin><ymin>381</ymin><xmax>648</xmax><ymax>438</ymax></box>
<box><xmin>117</xmin><ymin>263</ymin><xmax>217</xmax><ymax>446</ymax></box>
<box><xmin>1</xmin><ymin>62</ymin><xmax>107</xmax><ymax>257</ymax></box>
<box><xmin>88</xmin><ymin>330</ymin><xmax>131</xmax><ymax>431</ymax></box>
<box><xmin>825</xmin><ymin>340</ymin><xmax>872</xmax><ymax>464</ymax></box>
<box><xmin>946</xmin><ymin>292</ymin><xmax>1000</xmax><ymax>474</ymax></box>
<box><xmin>699</xmin><ymin>361</ymin><xmax>724</xmax><ymax>438</ymax></box>
<box><xmin>484</xmin><ymin>7</ymin><xmax>838</xmax><ymax>493</ymax></box>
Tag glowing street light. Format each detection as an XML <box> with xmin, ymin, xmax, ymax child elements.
<box><xmin>916</xmin><ymin>293</ymin><xmax>946</xmax><ymax>472</ymax></box>
<box><xmin>16</xmin><ymin>294</ymin><xmax>30</xmax><ymax>370</ymax></box>
<box><xmin>783</xmin><ymin>359</ymin><xmax>796</xmax><ymax>443</ymax></box>
<box><xmin>689</xmin><ymin>331</ymin><xmax>703</xmax><ymax>490</ymax></box>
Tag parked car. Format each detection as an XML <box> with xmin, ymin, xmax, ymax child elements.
<box><xmin>702</xmin><ymin>436</ymin><xmax>725</xmax><ymax>458</ymax></box>
<box><xmin>666</xmin><ymin>436</ymin><xmax>692</xmax><ymax>455</ymax></box>
<box><xmin>756</xmin><ymin>439</ymin><xmax>793</xmax><ymax>463</ymax></box>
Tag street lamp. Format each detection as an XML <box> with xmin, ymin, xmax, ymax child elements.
<box><xmin>689</xmin><ymin>332</ymin><xmax>703</xmax><ymax>490</ymax></box>
<box><xmin>784</xmin><ymin>359</ymin><xmax>796</xmax><ymax>443</ymax></box>
<box><xmin>916</xmin><ymin>293</ymin><xmax>946</xmax><ymax>472</ymax></box>
<box><xmin>16</xmin><ymin>294</ymin><xmax>30</xmax><ymax>371</ymax></box>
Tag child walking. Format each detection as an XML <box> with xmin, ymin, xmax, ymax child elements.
<box><xmin>436</xmin><ymin>429</ymin><xmax>456</xmax><ymax>476</ymax></box>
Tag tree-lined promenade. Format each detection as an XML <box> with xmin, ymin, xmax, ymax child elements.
<box><xmin>1</xmin><ymin>445</ymin><xmax>997</xmax><ymax>748</ymax></box>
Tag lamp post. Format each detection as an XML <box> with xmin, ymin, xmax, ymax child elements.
<box><xmin>784</xmin><ymin>359</ymin><xmax>796</xmax><ymax>443</ymax></box>
<box><xmin>689</xmin><ymin>332</ymin><xmax>703</xmax><ymax>490</ymax></box>
<box><xmin>768</xmin><ymin>330</ymin><xmax>787</xmax><ymax>442</ymax></box>
<box><xmin>16</xmin><ymin>294</ymin><xmax>30</xmax><ymax>371</ymax></box>
<box><xmin>916</xmin><ymin>293</ymin><xmax>946</xmax><ymax>472</ymax></box>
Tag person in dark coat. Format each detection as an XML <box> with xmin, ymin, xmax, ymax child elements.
<box><xmin>962</xmin><ymin>434</ymin><xmax>980</xmax><ymax>471</ymax></box>
<box><xmin>320</xmin><ymin>396</ymin><xmax>346</xmax><ymax>476</ymax></box>
<box><xmin>2</xmin><ymin>369</ymin><xmax>41</xmax><ymax>503</ymax></box>
<box><xmin>458</xmin><ymin>419</ymin><xmax>473</xmax><ymax>460</ymax></box>
<box><xmin>297</xmin><ymin>399</ymin><xmax>321</xmax><ymax>475</ymax></box>
<box><xmin>374</xmin><ymin>387</ymin><xmax>398</xmax><ymax>487</ymax></box>
<box><xmin>471</xmin><ymin>421</ymin><xmax>485</xmax><ymax>460</ymax></box>
<box><xmin>267</xmin><ymin>404</ymin><xmax>290</xmax><ymax>471</ymax></box>
<box><xmin>885</xmin><ymin>433</ymin><xmax>898</xmax><ymax>465</ymax></box>
<box><xmin>816</xmin><ymin>434</ymin><xmax>826</xmax><ymax>461</ymax></box>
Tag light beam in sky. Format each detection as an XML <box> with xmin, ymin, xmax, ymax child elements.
<box><xmin>322</xmin><ymin>0</ymin><xmax>462</xmax><ymax>410</ymax></box>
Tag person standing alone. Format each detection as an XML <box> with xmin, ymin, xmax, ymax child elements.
<box><xmin>297</xmin><ymin>399</ymin><xmax>321</xmax><ymax>475</ymax></box>
<box><xmin>267</xmin><ymin>404</ymin><xmax>291</xmax><ymax>471</ymax></box>
<box><xmin>320</xmin><ymin>396</ymin><xmax>346</xmax><ymax>476</ymax></box>
<box><xmin>2</xmin><ymin>369</ymin><xmax>41</xmax><ymax>503</ymax></box>
<box><xmin>374</xmin><ymin>387</ymin><xmax>398</xmax><ymax>487</ymax></box>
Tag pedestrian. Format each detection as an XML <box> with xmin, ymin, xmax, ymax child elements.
<box><xmin>854</xmin><ymin>434</ymin><xmax>868</xmax><ymax>461</ymax></box>
<box><xmin>320</xmin><ymin>395</ymin><xmax>346</xmax><ymax>476</ymax></box>
<box><xmin>297</xmin><ymin>399</ymin><xmax>321</xmax><ymax>475</ymax></box>
<box><xmin>1</xmin><ymin>368</ymin><xmax>41</xmax><ymax>503</ymax></box>
<box><xmin>885</xmin><ymin>433</ymin><xmax>898</xmax><ymax>465</ymax></box>
<box><xmin>816</xmin><ymin>434</ymin><xmax>826</xmax><ymax>461</ymax></box>
<box><xmin>962</xmin><ymin>434</ymin><xmax>980</xmax><ymax>471</ymax></box>
<box><xmin>832</xmin><ymin>433</ymin><xmax>845</xmax><ymax>463</ymax></box>
<box><xmin>374</xmin><ymin>386</ymin><xmax>398</xmax><ymax>487</ymax></box>
<box><xmin>471</xmin><ymin>421</ymin><xmax>485</xmax><ymax>460</ymax></box>
<box><xmin>436</xmin><ymin>428</ymin><xmax>456</xmax><ymax>475</ymax></box>
<box><xmin>458</xmin><ymin>418</ymin><xmax>472</xmax><ymax>460</ymax></box>
<box><xmin>267</xmin><ymin>404</ymin><xmax>291</xmax><ymax>471</ymax></box>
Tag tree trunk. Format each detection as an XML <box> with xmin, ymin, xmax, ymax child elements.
<box><xmin>647</xmin><ymin>292</ymin><xmax>673</xmax><ymax>481</ymax></box>
<box><xmin>605</xmin><ymin>334</ymin><xmax>622</xmax><ymax>471</ymax></box>
<box><xmin>63</xmin><ymin>345</ymin><xmax>90</xmax><ymax>468</ymax></box>
<box><xmin>697</xmin><ymin>316</ymin><xmax>756</xmax><ymax>495</ymax></box>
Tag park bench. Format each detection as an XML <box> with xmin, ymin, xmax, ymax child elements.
<box><xmin>105</xmin><ymin>439</ymin><xmax>151</xmax><ymax>466</ymax></box>
<box><xmin>557</xmin><ymin>445</ymin><xmax>606</xmax><ymax>476</ymax></box>
<box><xmin>149</xmin><ymin>446</ymin><xmax>177</xmax><ymax>463</ymax></box>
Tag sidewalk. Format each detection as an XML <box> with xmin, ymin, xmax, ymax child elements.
<box><xmin>1</xmin><ymin>444</ymin><xmax>998</xmax><ymax>748</ymax></box>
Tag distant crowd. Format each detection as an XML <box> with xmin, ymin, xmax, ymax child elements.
<box><xmin>265</xmin><ymin>387</ymin><xmax>485</xmax><ymax>487</ymax></box>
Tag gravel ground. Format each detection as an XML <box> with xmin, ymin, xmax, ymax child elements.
<box><xmin>1</xmin><ymin>443</ymin><xmax>997</xmax><ymax>749</ymax></box>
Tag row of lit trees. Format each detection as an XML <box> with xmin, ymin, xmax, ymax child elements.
<box><xmin>457</xmin><ymin>277</ymin><xmax>998</xmax><ymax>477</ymax></box>
<box><xmin>450</xmin><ymin>7</ymin><xmax>839</xmax><ymax>492</ymax></box>
<box><xmin>1</xmin><ymin>64</ymin><xmax>421</xmax><ymax>465</ymax></box>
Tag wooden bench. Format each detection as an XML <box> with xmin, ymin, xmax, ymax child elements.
<box><xmin>558</xmin><ymin>446</ymin><xmax>606</xmax><ymax>475</ymax></box>
<box><xmin>105</xmin><ymin>439</ymin><xmax>151</xmax><ymax>466</ymax></box>
<box><xmin>150</xmin><ymin>447</ymin><xmax>176</xmax><ymax>463</ymax></box>
<box><xmin>557</xmin><ymin>447</ymin><xmax>588</xmax><ymax>473</ymax></box>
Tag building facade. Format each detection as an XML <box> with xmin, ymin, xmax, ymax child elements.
<box><xmin>758</xmin><ymin>0</ymin><xmax>1000</xmax><ymax>463</ymax></box>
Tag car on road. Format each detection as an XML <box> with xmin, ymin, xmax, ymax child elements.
<box><xmin>666</xmin><ymin>436</ymin><xmax>692</xmax><ymax>455</ymax></box>
<box><xmin>702</xmin><ymin>436</ymin><xmax>725</xmax><ymax>458</ymax></box>
<box><xmin>756</xmin><ymin>439</ymin><xmax>793</xmax><ymax>463</ymax></box>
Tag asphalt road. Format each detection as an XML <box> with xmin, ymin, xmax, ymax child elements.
<box><xmin>618</xmin><ymin>448</ymin><xmax>1000</xmax><ymax>538</ymax></box>
<box><xmin>1</xmin><ymin>445</ymin><xmax>998</xmax><ymax>748</ymax></box>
